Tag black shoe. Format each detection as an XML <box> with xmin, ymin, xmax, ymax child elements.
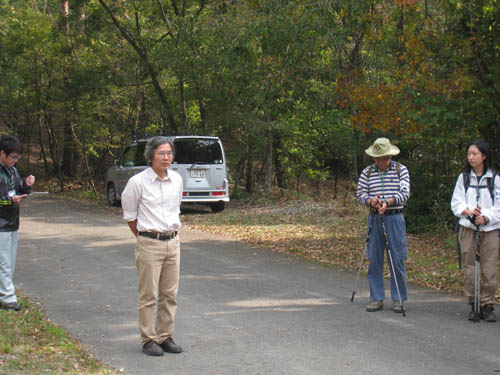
<box><xmin>142</xmin><ymin>341</ymin><xmax>164</xmax><ymax>356</ymax></box>
<box><xmin>481</xmin><ymin>305</ymin><xmax>496</xmax><ymax>322</ymax></box>
<box><xmin>160</xmin><ymin>337</ymin><xmax>182</xmax><ymax>354</ymax></box>
<box><xmin>468</xmin><ymin>304</ymin><xmax>481</xmax><ymax>321</ymax></box>
<box><xmin>467</xmin><ymin>303</ymin><xmax>476</xmax><ymax>321</ymax></box>
<box><xmin>0</xmin><ymin>302</ymin><xmax>21</xmax><ymax>311</ymax></box>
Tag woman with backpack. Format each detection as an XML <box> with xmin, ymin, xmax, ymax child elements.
<box><xmin>451</xmin><ymin>139</ymin><xmax>500</xmax><ymax>322</ymax></box>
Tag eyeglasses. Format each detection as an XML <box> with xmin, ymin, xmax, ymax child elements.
<box><xmin>8</xmin><ymin>153</ymin><xmax>21</xmax><ymax>161</ymax></box>
<box><xmin>157</xmin><ymin>151</ymin><xmax>174</xmax><ymax>158</ymax></box>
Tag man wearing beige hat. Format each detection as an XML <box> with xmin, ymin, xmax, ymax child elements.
<box><xmin>356</xmin><ymin>138</ymin><xmax>410</xmax><ymax>313</ymax></box>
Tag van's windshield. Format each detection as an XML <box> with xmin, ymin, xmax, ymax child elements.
<box><xmin>174</xmin><ymin>139</ymin><xmax>223</xmax><ymax>164</ymax></box>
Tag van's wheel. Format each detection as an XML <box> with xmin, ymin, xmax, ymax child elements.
<box><xmin>210</xmin><ymin>201</ymin><xmax>225</xmax><ymax>213</ymax></box>
<box><xmin>107</xmin><ymin>183</ymin><xmax>121</xmax><ymax>207</ymax></box>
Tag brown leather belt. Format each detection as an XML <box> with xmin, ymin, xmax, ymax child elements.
<box><xmin>138</xmin><ymin>231</ymin><xmax>178</xmax><ymax>241</ymax></box>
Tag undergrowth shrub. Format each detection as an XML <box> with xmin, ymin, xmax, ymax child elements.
<box><xmin>405</xmin><ymin>168</ymin><xmax>456</xmax><ymax>233</ymax></box>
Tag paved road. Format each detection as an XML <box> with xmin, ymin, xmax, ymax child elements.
<box><xmin>15</xmin><ymin>196</ymin><xmax>500</xmax><ymax>375</ymax></box>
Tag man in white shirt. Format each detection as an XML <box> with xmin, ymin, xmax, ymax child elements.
<box><xmin>122</xmin><ymin>136</ymin><xmax>183</xmax><ymax>356</ymax></box>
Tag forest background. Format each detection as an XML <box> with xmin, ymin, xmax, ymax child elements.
<box><xmin>1</xmin><ymin>0</ymin><xmax>499</xmax><ymax>233</ymax></box>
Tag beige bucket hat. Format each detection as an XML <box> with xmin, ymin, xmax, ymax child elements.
<box><xmin>365</xmin><ymin>138</ymin><xmax>400</xmax><ymax>158</ymax></box>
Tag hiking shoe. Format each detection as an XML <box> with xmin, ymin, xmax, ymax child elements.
<box><xmin>481</xmin><ymin>305</ymin><xmax>496</xmax><ymax>322</ymax></box>
<box><xmin>142</xmin><ymin>341</ymin><xmax>164</xmax><ymax>356</ymax></box>
<box><xmin>160</xmin><ymin>337</ymin><xmax>182</xmax><ymax>354</ymax></box>
<box><xmin>366</xmin><ymin>300</ymin><xmax>383</xmax><ymax>312</ymax></box>
<box><xmin>392</xmin><ymin>301</ymin><xmax>404</xmax><ymax>313</ymax></box>
<box><xmin>468</xmin><ymin>304</ymin><xmax>480</xmax><ymax>321</ymax></box>
<box><xmin>0</xmin><ymin>302</ymin><xmax>21</xmax><ymax>311</ymax></box>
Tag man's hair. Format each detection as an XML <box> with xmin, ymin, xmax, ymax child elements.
<box><xmin>144</xmin><ymin>136</ymin><xmax>174</xmax><ymax>164</ymax></box>
<box><xmin>465</xmin><ymin>139</ymin><xmax>494</xmax><ymax>173</ymax></box>
<box><xmin>0</xmin><ymin>135</ymin><xmax>23</xmax><ymax>155</ymax></box>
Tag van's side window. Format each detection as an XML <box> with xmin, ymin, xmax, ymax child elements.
<box><xmin>135</xmin><ymin>142</ymin><xmax>147</xmax><ymax>166</ymax></box>
<box><xmin>121</xmin><ymin>146</ymin><xmax>137</xmax><ymax>167</ymax></box>
<box><xmin>121</xmin><ymin>143</ymin><xmax>147</xmax><ymax>167</ymax></box>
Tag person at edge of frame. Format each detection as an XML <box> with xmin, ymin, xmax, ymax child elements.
<box><xmin>0</xmin><ymin>134</ymin><xmax>35</xmax><ymax>311</ymax></box>
<box><xmin>451</xmin><ymin>139</ymin><xmax>500</xmax><ymax>322</ymax></box>
<box><xmin>121</xmin><ymin>136</ymin><xmax>184</xmax><ymax>356</ymax></box>
<box><xmin>356</xmin><ymin>137</ymin><xmax>410</xmax><ymax>313</ymax></box>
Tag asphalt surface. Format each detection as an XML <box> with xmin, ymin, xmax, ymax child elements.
<box><xmin>15</xmin><ymin>195</ymin><xmax>500</xmax><ymax>375</ymax></box>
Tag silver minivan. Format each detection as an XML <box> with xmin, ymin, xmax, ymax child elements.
<box><xmin>106</xmin><ymin>135</ymin><xmax>230</xmax><ymax>212</ymax></box>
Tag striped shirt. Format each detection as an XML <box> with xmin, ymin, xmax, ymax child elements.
<box><xmin>356</xmin><ymin>161</ymin><xmax>410</xmax><ymax>209</ymax></box>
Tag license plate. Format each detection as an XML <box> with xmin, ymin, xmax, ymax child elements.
<box><xmin>190</xmin><ymin>169</ymin><xmax>205</xmax><ymax>178</ymax></box>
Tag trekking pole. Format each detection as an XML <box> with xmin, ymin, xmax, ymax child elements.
<box><xmin>455</xmin><ymin>220</ymin><xmax>462</xmax><ymax>269</ymax></box>
<box><xmin>473</xmin><ymin>224</ymin><xmax>481</xmax><ymax>323</ymax></box>
<box><xmin>351</xmin><ymin>210</ymin><xmax>375</xmax><ymax>302</ymax></box>
<box><xmin>472</xmin><ymin>187</ymin><xmax>481</xmax><ymax>323</ymax></box>
<box><xmin>381</xmin><ymin>214</ymin><xmax>406</xmax><ymax>317</ymax></box>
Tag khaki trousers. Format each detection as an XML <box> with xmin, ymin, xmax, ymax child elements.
<box><xmin>135</xmin><ymin>234</ymin><xmax>180</xmax><ymax>345</ymax></box>
<box><xmin>459</xmin><ymin>226</ymin><xmax>499</xmax><ymax>306</ymax></box>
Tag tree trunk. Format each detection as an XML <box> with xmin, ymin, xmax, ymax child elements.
<box><xmin>62</xmin><ymin>117</ymin><xmax>76</xmax><ymax>177</ymax></box>
<box><xmin>60</xmin><ymin>0</ymin><xmax>76</xmax><ymax>178</ymax></box>
<box><xmin>45</xmin><ymin>119</ymin><xmax>65</xmax><ymax>191</ymax></box>
<box><xmin>245</xmin><ymin>143</ymin><xmax>253</xmax><ymax>193</ymax></box>
<box><xmin>273</xmin><ymin>133</ymin><xmax>285</xmax><ymax>189</ymax></box>
<box><xmin>195</xmin><ymin>83</ymin><xmax>208</xmax><ymax>134</ymax></box>
<box><xmin>233</xmin><ymin>155</ymin><xmax>246</xmax><ymax>192</ymax></box>
<box><xmin>60</xmin><ymin>0</ymin><xmax>69</xmax><ymax>32</ymax></box>
<box><xmin>76</xmin><ymin>0</ymin><xmax>86</xmax><ymax>34</ymax></box>
<box><xmin>38</xmin><ymin>114</ymin><xmax>50</xmax><ymax>175</ymax></box>
<box><xmin>179</xmin><ymin>75</ymin><xmax>190</xmax><ymax>133</ymax></box>
<box><xmin>263</xmin><ymin>128</ymin><xmax>273</xmax><ymax>194</ymax></box>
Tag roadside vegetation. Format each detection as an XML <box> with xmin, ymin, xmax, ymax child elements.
<box><xmin>181</xmin><ymin>189</ymin><xmax>498</xmax><ymax>298</ymax></box>
<box><xmin>0</xmin><ymin>296</ymin><xmax>117</xmax><ymax>375</ymax></box>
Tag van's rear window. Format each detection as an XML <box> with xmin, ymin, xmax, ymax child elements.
<box><xmin>174</xmin><ymin>139</ymin><xmax>223</xmax><ymax>164</ymax></box>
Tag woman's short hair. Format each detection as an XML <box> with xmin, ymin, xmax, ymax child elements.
<box><xmin>144</xmin><ymin>136</ymin><xmax>174</xmax><ymax>164</ymax></box>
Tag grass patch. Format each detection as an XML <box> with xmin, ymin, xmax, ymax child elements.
<box><xmin>0</xmin><ymin>295</ymin><xmax>118</xmax><ymax>375</ymax></box>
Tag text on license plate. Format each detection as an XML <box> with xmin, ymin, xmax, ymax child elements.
<box><xmin>190</xmin><ymin>169</ymin><xmax>206</xmax><ymax>178</ymax></box>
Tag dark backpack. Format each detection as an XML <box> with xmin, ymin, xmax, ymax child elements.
<box><xmin>454</xmin><ymin>171</ymin><xmax>498</xmax><ymax>269</ymax></box>
<box><xmin>454</xmin><ymin>171</ymin><xmax>497</xmax><ymax>234</ymax></box>
<box><xmin>462</xmin><ymin>171</ymin><xmax>497</xmax><ymax>202</ymax></box>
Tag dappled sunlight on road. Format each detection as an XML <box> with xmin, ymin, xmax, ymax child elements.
<box><xmin>226</xmin><ymin>297</ymin><xmax>338</xmax><ymax>308</ymax></box>
<box><xmin>201</xmin><ymin>297</ymin><xmax>342</xmax><ymax>315</ymax></box>
<box><xmin>182</xmin><ymin>273</ymin><xmax>248</xmax><ymax>281</ymax></box>
<box><xmin>204</xmin><ymin>307</ymin><xmax>314</xmax><ymax>314</ymax></box>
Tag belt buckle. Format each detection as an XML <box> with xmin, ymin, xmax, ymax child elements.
<box><xmin>156</xmin><ymin>232</ymin><xmax>161</xmax><ymax>240</ymax></box>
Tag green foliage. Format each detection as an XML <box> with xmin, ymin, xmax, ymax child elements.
<box><xmin>1</xmin><ymin>0</ymin><xmax>499</xmax><ymax>232</ymax></box>
<box><xmin>230</xmin><ymin>188</ymin><xmax>251</xmax><ymax>200</ymax></box>
<box><xmin>72</xmin><ymin>190</ymin><xmax>100</xmax><ymax>200</ymax></box>
<box><xmin>405</xmin><ymin>164</ymin><xmax>457</xmax><ymax>233</ymax></box>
